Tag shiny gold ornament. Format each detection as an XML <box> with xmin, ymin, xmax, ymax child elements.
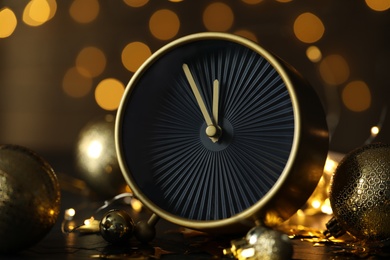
<box><xmin>100</xmin><ymin>209</ymin><xmax>134</xmax><ymax>244</ymax></box>
<box><xmin>247</xmin><ymin>226</ymin><xmax>293</xmax><ymax>260</ymax></box>
<box><xmin>325</xmin><ymin>143</ymin><xmax>390</xmax><ymax>244</ymax></box>
<box><xmin>0</xmin><ymin>145</ymin><xmax>61</xmax><ymax>253</ymax></box>
<box><xmin>75</xmin><ymin>114</ymin><xmax>127</xmax><ymax>198</ymax></box>
<box><xmin>224</xmin><ymin>225</ymin><xmax>293</xmax><ymax>260</ymax></box>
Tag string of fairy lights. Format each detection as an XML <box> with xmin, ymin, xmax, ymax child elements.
<box><xmin>0</xmin><ymin>0</ymin><xmax>388</xmax><ymax>120</ymax></box>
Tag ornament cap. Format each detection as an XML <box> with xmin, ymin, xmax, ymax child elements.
<box><xmin>324</xmin><ymin>216</ymin><xmax>345</xmax><ymax>238</ymax></box>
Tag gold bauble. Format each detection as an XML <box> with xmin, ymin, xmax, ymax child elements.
<box><xmin>99</xmin><ymin>209</ymin><xmax>134</xmax><ymax>244</ymax></box>
<box><xmin>75</xmin><ymin>115</ymin><xmax>127</xmax><ymax>198</ymax></box>
<box><xmin>246</xmin><ymin>225</ymin><xmax>293</xmax><ymax>260</ymax></box>
<box><xmin>0</xmin><ymin>145</ymin><xmax>61</xmax><ymax>253</ymax></box>
<box><xmin>328</xmin><ymin>143</ymin><xmax>390</xmax><ymax>243</ymax></box>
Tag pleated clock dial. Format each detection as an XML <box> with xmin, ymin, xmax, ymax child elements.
<box><xmin>116</xmin><ymin>32</ymin><xmax>329</xmax><ymax>233</ymax></box>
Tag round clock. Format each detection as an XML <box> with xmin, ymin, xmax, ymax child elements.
<box><xmin>116</xmin><ymin>32</ymin><xmax>329</xmax><ymax>234</ymax></box>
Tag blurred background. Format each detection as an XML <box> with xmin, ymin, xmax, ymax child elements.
<box><xmin>1</xmin><ymin>0</ymin><xmax>390</xmax><ymax>157</ymax></box>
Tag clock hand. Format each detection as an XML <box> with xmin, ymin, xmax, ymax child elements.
<box><xmin>212</xmin><ymin>79</ymin><xmax>222</xmax><ymax>140</ymax></box>
<box><xmin>182</xmin><ymin>63</ymin><xmax>219</xmax><ymax>142</ymax></box>
<box><xmin>182</xmin><ymin>64</ymin><xmax>213</xmax><ymax>126</ymax></box>
<box><xmin>213</xmin><ymin>79</ymin><xmax>219</xmax><ymax>125</ymax></box>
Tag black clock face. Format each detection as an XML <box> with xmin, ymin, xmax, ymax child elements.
<box><xmin>117</xmin><ymin>35</ymin><xmax>295</xmax><ymax>221</ymax></box>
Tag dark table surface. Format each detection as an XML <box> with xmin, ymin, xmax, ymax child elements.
<box><xmin>1</xmin><ymin>152</ymin><xmax>389</xmax><ymax>260</ymax></box>
<box><xmin>2</xmin><ymin>187</ymin><xmax>388</xmax><ymax>260</ymax></box>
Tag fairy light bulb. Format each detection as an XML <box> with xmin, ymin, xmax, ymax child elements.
<box><xmin>64</xmin><ymin>208</ymin><xmax>76</xmax><ymax>220</ymax></box>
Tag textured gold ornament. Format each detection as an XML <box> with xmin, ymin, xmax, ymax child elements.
<box><xmin>326</xmin><ymin>143</ymin><xmax>390</xmax><ymax>244</ymax></box>
<box><xmin>0</xmin><ymin>145</ymin><xmax>61</xmax><ymax>253</ymax></box>
<box><xmin>224</xmin><ymin>225</ymin><xmax>293</xmax><ymax>260</ymax></box>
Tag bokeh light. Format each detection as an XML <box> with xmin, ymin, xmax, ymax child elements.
<box><xmin>203</xmin><ymin>2</ymin><xmax>234</xmax><ymax>32</ymax></box>
<box><xmin>123</xmin><ymin>0</ymin><xmax>149</xmax><ymax>7</ymax></box>
<box><xmin>342</xmin><ymin>80</ymin><xmax>372</xmax><ymax>112</ymax></box>
<box><xmin>121</xmin><ymin>41</ymin><xmax>152</xmax><ymax>72</ymax></box>
<box><xmin>69</xmin><ymin>0</ymin><xmax>100</xmax><ymax>24</ymax></box>
<box><xmin>62</xmin><ymin>67</ymin><xmax>93</xmax><ymax>98</ymax></box>
<box><xmin>46</xmin><ymin>0</ymin><xmax>57</xmax><ymax>20</ymax></box>
<box><xmin>0</xmin><ymin>7</ymin><xmax>17</xmax><ymax>38</ymax></box>
<box><xmin>76</xmin><ymin>46</ymin><xmax>106</xmax><ymax>78</ymax></box>
<box><xmin>306</xmin><ymin>46</ymin><xmax>322</xmax><ymax>62</ymax></box>
<box><xmin>95</xmin><ymin>78</ymin><xmax>125</xmax><ymax>111</ymax></box>
<box><xmin>319</xmin><ymin>54</ymin><xmax>350</xmax><ymax>85</ymax></box>
<box><xmin>234</xmin><ymin>29</ymin><xmax>258</xmax><ymax>42</ymax></box>
<box><xmin>293</xmin><ymin>12</ymin><xmax>325</xmax><ymax>43</ymax></box>
<box><xmin>365</xmin><ymin>0</ymin><xmax>390</xmax><ymax>11</ymax></box>
<box><xmin>23</xmin><ymin>0</ymin><xmax>52</xmax><ymax>27</ymax></box>
<box><xmin>149</xmin><ymin>9</ymin><xmax>180</xmax><ymax>40</ymax></box>
<box><xmin>1</xmin><ymin>0</ymin><xmax>387</xmax><ymax>163</ymax></box>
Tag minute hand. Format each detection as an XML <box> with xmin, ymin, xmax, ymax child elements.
<box><xmin>182</xmin><ymin>63</ymin><xmax>214</xmax><ymax>127</ymax></box>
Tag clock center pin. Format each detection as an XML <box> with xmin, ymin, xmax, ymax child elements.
<box><xmin>205</xmin><ymin>125</ymin><xmax>217</xmax><ymax>137</ymax></box>
<box><xmin>205</xmin><ymin>125</ymin><xmax>222</xmax><ymax>142</ymax></box>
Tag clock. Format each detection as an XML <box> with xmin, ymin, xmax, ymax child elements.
<box><xmin>115</xmin><ymin>32</ymin><xmax>329</xmax><ymax>234</ymax></box>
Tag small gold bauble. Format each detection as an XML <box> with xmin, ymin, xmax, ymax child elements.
<box><xmin>0</xmin><ymin>145</ymin><xmax>61</xmax><ymax>253</ymax></box>
<box><xmin>246</xmin><ymin>226</ymin><xmax>293</xmax><ymax>260</ymax></box>
<box><xmin>75</xmin><ymin>115</ymin><xmax>127</xmax><ymax>198</ymax></box>
<box><xmin>100</xmin><ymin>209</ymin><xmax>134</xmax><ymax>244</ymax></box>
